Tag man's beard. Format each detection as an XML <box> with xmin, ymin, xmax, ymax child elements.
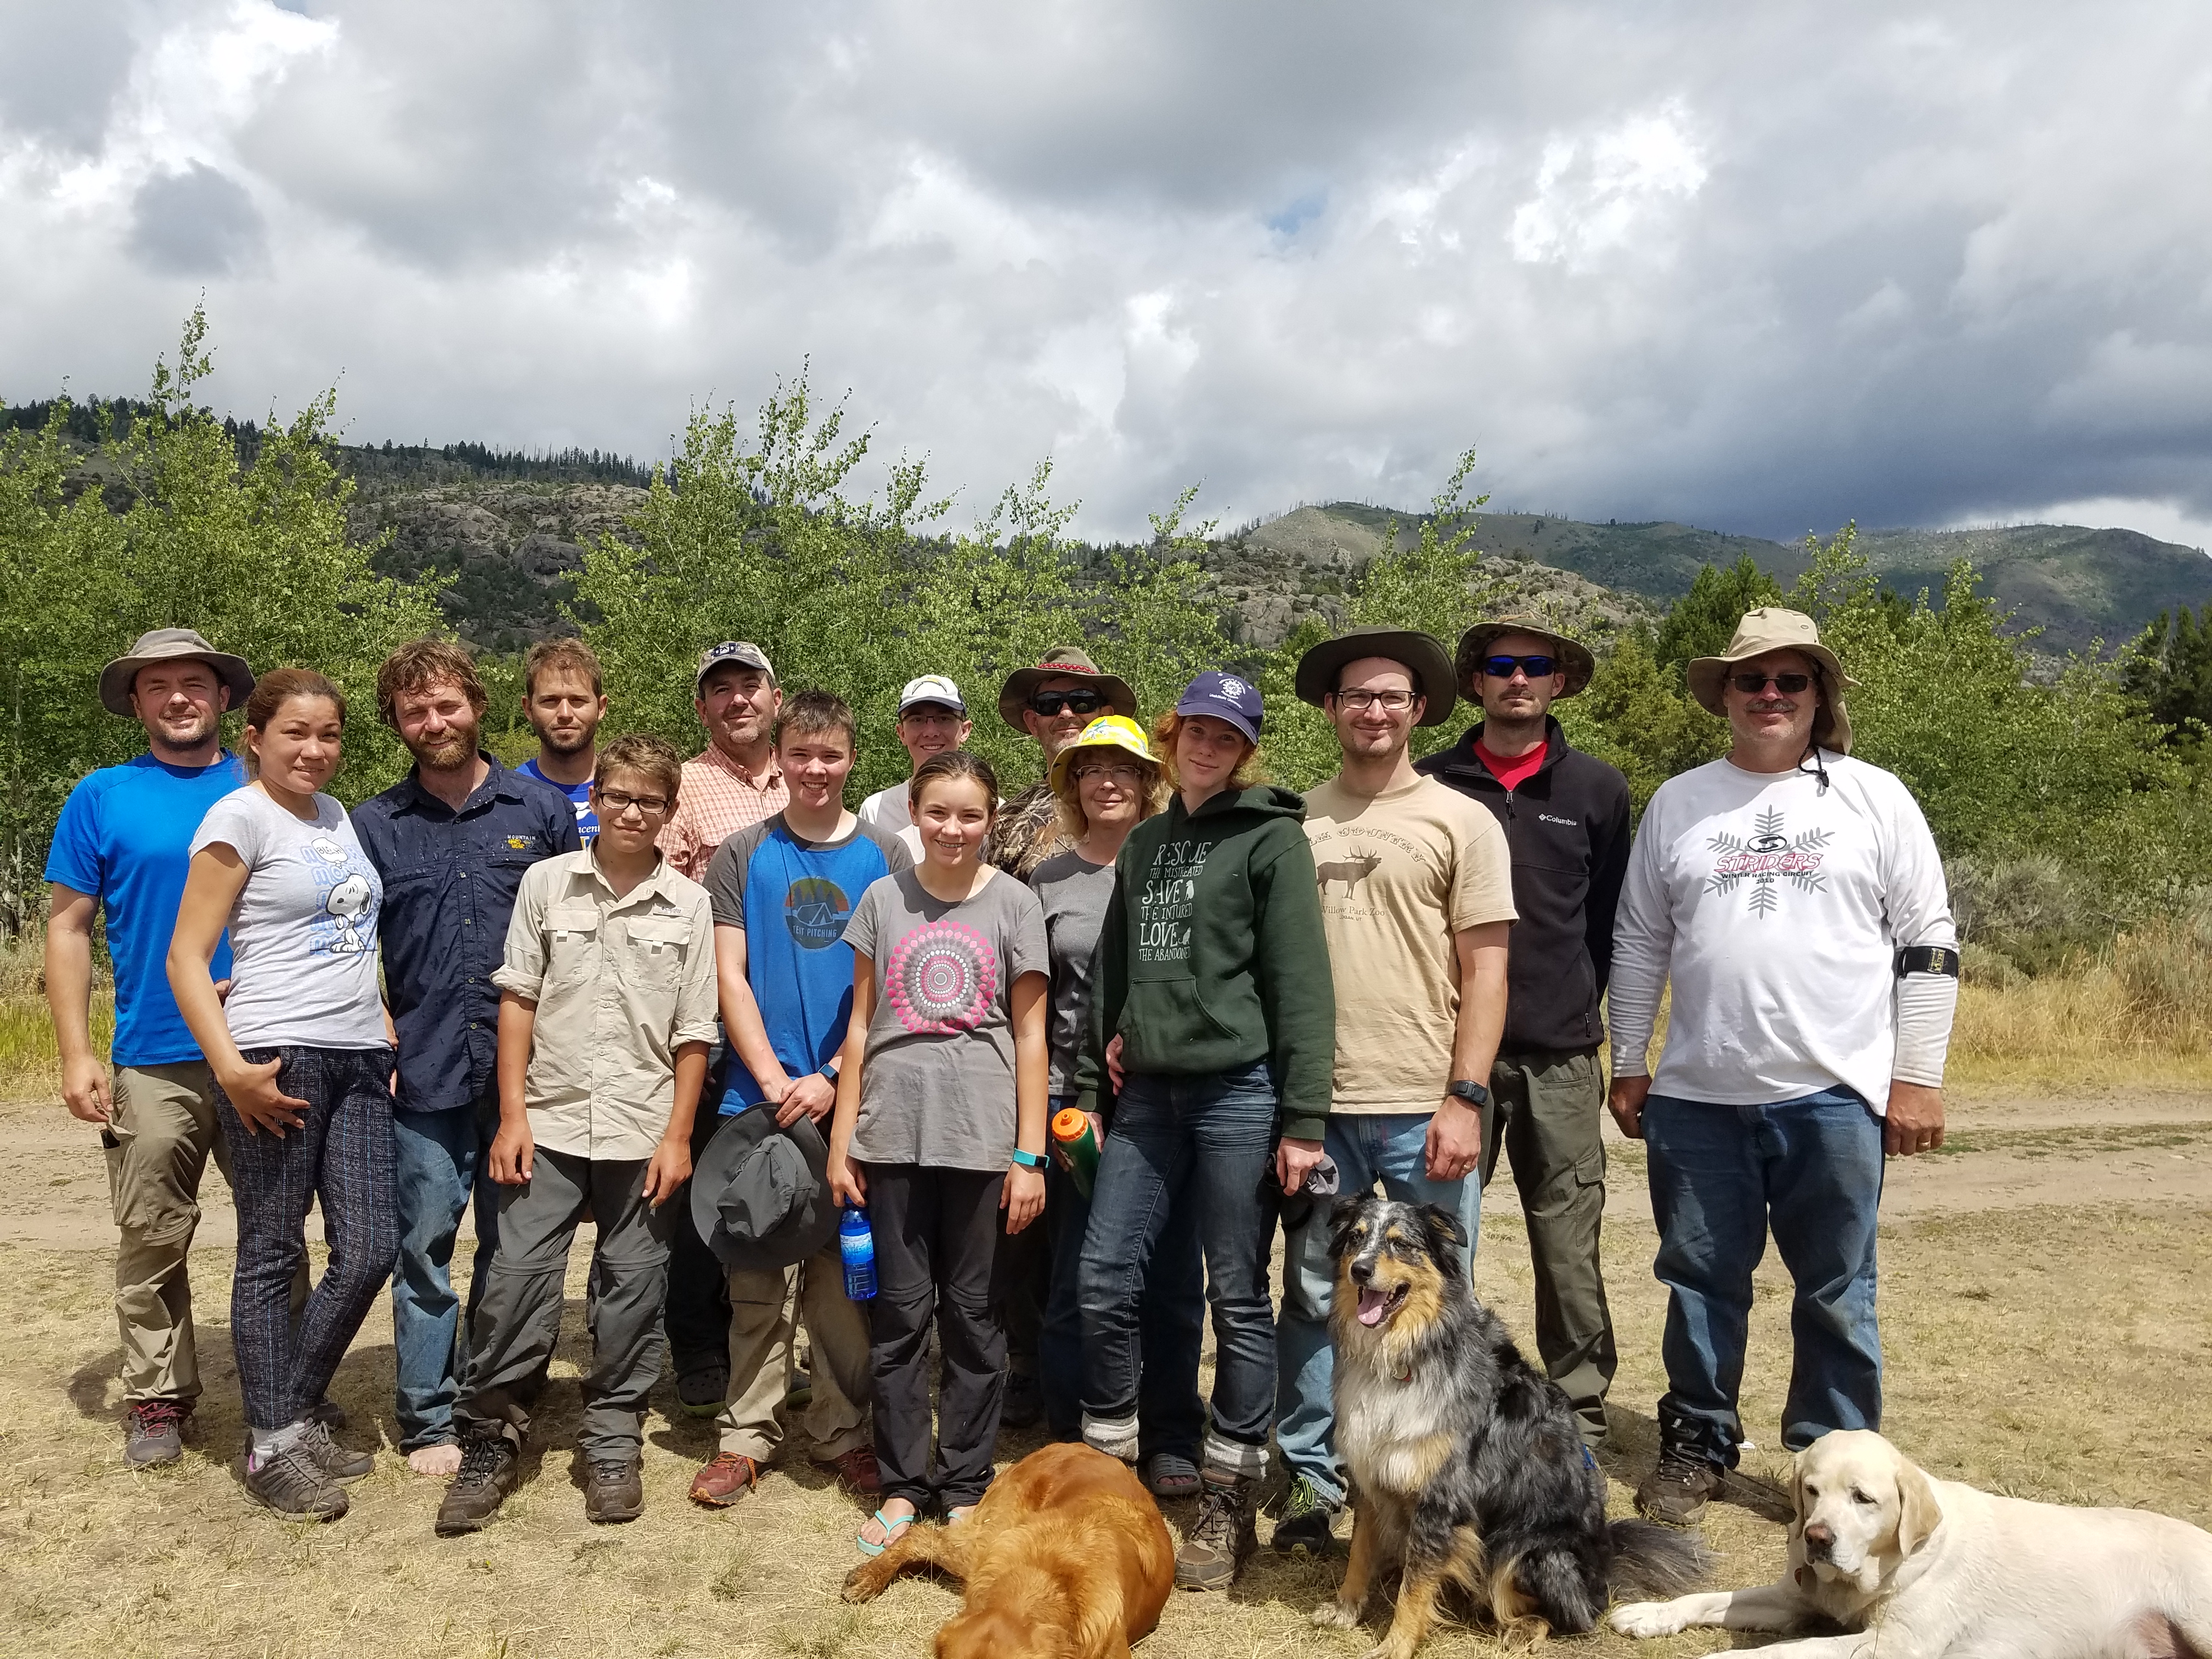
<box><xmin>149</xmin><ymin>712</ymin><xmax>219</xmax><ymax>753</ymax></box>
<box><xmin>411</xmin><ymin>729</ymin><xmax>477</xmax><ymax>770</ymax></box>
<box><xmin>537</xmin><ymin>724</ymin><xmax>594</xmax><ymax>757</ymax></box>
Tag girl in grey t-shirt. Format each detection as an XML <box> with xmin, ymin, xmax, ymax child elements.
<box><xmin>825</xmin><ymin>751</ymin><xmax>1049</xmax><ymax>1552</ymax></box>
<box><xmin>168</xmin><ymin>669</ymin><xmax>397</xmax><ymax>1524</ymax></box>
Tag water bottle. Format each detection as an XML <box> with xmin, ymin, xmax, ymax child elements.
<box><xmin>1051</xmin><ymin>1107</ymin><xmax>1102</xmax><ymax>1200</ymax></box>
<box><xmin>839</xmin><ymin>1202</ymin><xmax>877</xmax><ymax>1301</ymax></box>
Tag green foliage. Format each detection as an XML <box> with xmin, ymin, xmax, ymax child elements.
<box><xmin>1554</xmin><ymin>629</ymin><xmax>1728</xmax><ymax>811</ymax></box>
<box><xmin>0</xmin><ymin>308</ymin><xmax>443</xmax><ymax>926</ymax></box>
<box><xmin>2120</xmin><ymin>603</ymin><xmax>2212</xmax><ymax>750</ymax></box>
<box><xmin>1652</xmin><ymin>555</ymin><xmax>1782</xmax><ymax>682</ymax></box>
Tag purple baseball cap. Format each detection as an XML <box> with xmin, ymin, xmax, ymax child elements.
<box><xmin>1174</xmin><ymin>670</ymin><xmax>1263</xmax><ymax>745</ymax></box>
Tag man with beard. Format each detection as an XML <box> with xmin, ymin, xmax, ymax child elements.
<box><xmin>45</xmin><ymin>629</ymin><xmax>268</xmax><ymax>1468</ymax></box>
<box><xmin>516</xmin><ymin>637</ymin><xmax>608</xmax><ymax>842</ymax></box>
<box><xmin>984</xmin><ymin>647</ymin><xmax>1137</xmax><ymax>1426</ymax></box>
<box><xmin>353</xmin><ymin>638</ymin><xmax>579</xmax><ymax>1475</ymax></box>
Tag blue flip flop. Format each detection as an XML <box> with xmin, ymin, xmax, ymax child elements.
<box><xmin>856</xmin><ymin>1508</ymin><xmax>916</xmax><ymax>1557</ymax></box>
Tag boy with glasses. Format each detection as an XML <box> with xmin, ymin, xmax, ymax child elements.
<box><xmin>857</xmin><ymin>675</ymin><xmax>972</xmax><ymax>860</ymax></box>
<box><xmin>436</xmin><ymin>734</ymin><xmax>718</xmax><ymax>1533</ymax></box>
<box><xmin>1416</xmin><ymin>616</ymin><xmax>1633</xmax><ymax>1449</ymax></box>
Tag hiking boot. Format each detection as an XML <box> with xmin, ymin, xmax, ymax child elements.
<box><xmin>1269</xmin><ymin>1473</ymin><xmax>1340</xmax><ymax>1557</ymax></box>
<box><xmin>300</xmin><ymin>1418</ymin><xmax>375</xmax><ymax>1482</ymax></box>
<box><xmin>1635</xmin><ymin>1445</ymin><xmax>1725</xmax><ymax>1524</ymax></box>
<box><xmin>1176</xmin><ymin>1472</ymin><xmax>1258</xmax><ymax>1590</ymax></box>
<box><xmin>245</xmin><ymin>1441</ymin><xmax>349</xmax><ymax>1522</ymax></box>
<box><xmin>1000</xmin><ymin>1371</ymin><xmax>1043</xmax><ymax>1429</ymax></box>
<box><xmin>582</xmin><ymin>1455</ymin><xmax>644</xmax><ymax>1523</ymax></box>
<box><xmin>434</xmin><ymin>1433</ymin><xmax>521</xmax><ymax>1536</ymax></box>
<box><xmin>124</xmin><ymin>1399</ymin><xmax>190</xmax><ymax>1470</ymax></box>
<box><xmin>689</xmin><ymin>1451</ymin><xmax>761</xmax><ymax>1508</ymax></box>
<box><xmin>818</xmin><ymin>1444</ymin><xmax>881</xmax><ymax>1496</ymax></box>
<box><xmin>675</xmin><ymin>1362</ymin><xmax>729</xmax><ymax>1419</ymax></box>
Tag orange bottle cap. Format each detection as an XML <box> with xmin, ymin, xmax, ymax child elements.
<box><xmin>1051</xmin><ymin>1107</ymin><xmax>1088</xmax><ymax>1142</ymax></box>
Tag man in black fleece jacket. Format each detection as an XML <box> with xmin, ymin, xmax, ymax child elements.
<box><xmin>1417</xmin><ymin>618</ymin><xmax>1630</xmax><ymax>1445</ymax></box>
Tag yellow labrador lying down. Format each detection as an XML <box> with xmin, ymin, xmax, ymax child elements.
<box><xmin>1612</xmin><ymin>1429</ymin><xmax>2212</xmax><ymax>1659</ymax></box>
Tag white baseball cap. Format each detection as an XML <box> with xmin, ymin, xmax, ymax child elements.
<box><xmin>897</xmin><ymin>674</ymin><xmax>966</xmax><ymax>714</ymax></box>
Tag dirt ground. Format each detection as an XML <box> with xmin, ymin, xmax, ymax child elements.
<box><xmin>3</xmin><ymin>1080</ymin><xmax>2210</xmax><ymax>1658</ymax></box>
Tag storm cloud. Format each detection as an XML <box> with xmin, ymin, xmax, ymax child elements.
<box><xmin>1</xmin><ymin>0</ymin><xmax>2208</xmax><ymax>547</ymax></box>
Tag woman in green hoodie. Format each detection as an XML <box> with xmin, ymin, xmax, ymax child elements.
<box><xmin>1073</xmin><ymin>670</ymin><xmax>1334</xmax><ymax>1592</ymax></box>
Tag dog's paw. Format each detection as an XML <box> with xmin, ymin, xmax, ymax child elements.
<box><xmin>1609</xmin><ymin>1601</ymin><xmax>1688</xmax><ymax>1638</ymax></box>
<box><xmin>1312</xmin><ymin>1598</ymin><xmax>1362</xmax><ymax>1630</ymax></box>
<box><xmin>840</xmin><ymin>1563</ymin><xmax>888</xmax><ymax>1604</ymax></box>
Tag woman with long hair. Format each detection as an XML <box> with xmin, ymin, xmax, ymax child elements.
<box><xmin>826</xmin><ymin>749</ymin><xmax>1051</xmax><ymax>1554</ymax></box>
<box><xmin>1073</xmin><ymin>672</ymin><xmax>1333</xmax><ymax>1590</ymax></box>
<box><xmin>168</xmin><ymin>669</ymin><xmax>396</xmax><ymax>1522</ymax></box>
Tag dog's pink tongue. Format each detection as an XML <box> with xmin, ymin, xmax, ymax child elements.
<box><xmin>1356</xmin><ymin>1288</ymin><xmax>1390</xmax><ymax>1327</ymax></box>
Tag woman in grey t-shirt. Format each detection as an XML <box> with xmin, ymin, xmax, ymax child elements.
<box><xmin>169</xmin><ymin>668</ymin><xmax>396</xmax><ymax>1525</ymax></box>
<box><xmin>826</xmin><ymin>751</ymin><xmax>1049</xmax><ymax>1553</ymax></box>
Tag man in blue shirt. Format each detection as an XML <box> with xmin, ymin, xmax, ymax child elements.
<box><xmin>515</xmin><ymin>637</ymin><xmax>606</xmax><ymax>842</ymax></box>
<box><xmin>44</xmin><ymin>628</ymin><xmax>255</xmax><ymax>1469</ymax></box>
<box><xmin>685</xmin><ymin>690</ymin><xmax>910</xmax><ymax>1510</ymax></box>
<box><xmin>351</xmin><ymin>639</ymin><xmax>578</xmax><ymax>1475</ymax></box>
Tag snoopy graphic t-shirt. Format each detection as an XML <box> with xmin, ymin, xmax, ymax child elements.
<box><xmin>841</xmin><ymin>866</ymin><xmax>1049</xmax><ymax>1172</ymax></box>
<box><xmin>190</xmin><ymin>787</ymin><xmax>388</xmax><ymax>1052</ymax></box>
<box><xmin>1301</xmin><ymin>775</ymin><xmax>1516</xmax><ymax>1114</ymax></box>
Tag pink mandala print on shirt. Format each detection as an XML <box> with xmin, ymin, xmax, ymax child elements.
<box><xmin>884</xmin><ymin>921</ymin><xmax>1000</xmax><ymax>1035</ymax></box>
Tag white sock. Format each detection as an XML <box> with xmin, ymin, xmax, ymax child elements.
<box><xmin>1082</xmin><ymin>1410</ymin><xmax>1141</xmax><ymax>1462</ymax></box>
<box><xmin>248</xmin><ymin>1419</ymin><xmax>308</xmax><ymax>1465</ymax></box>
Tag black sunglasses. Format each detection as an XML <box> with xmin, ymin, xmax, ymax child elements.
<box><xmin>1482</xmin><ymin>654</ymin><xmax>1556</xmax><ymax>679</ymax></box>
<box><xmin>1030</xmin><ymin>690</ymin><xmax>1104</xmax><ymax>717</ymax></box>
<box><xmin>1731</xmin><ymin>672</ymin><xmax>1814</xmax><ymax>695</ymax></box>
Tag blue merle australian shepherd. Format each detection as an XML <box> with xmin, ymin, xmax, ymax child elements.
<box><xmin>1313</xmin><ymin>1197</ymin><xmax>1712</xmax><ymax>1656</ymax></box>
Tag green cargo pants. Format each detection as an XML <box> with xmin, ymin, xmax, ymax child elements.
<box><xmin>1481</xmin><ymin>1047</ymin><xmax>1617</xmax><ymax>1445</ymax></box>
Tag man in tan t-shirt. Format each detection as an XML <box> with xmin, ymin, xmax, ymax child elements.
<box><xmin>1270</xmin><ymin>626</ymin><xmax>1515</xmax><ymax>1557</ymax></box>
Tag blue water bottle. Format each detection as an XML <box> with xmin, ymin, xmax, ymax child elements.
<box><xmin>839</xmin><ymin>1202</ymin><xmax>877</xmax><ymax>1301</ymax></box>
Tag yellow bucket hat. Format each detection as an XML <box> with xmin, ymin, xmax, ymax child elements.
<box><xmin>1047</xmin><ymin>714</ymin><xmax>1160</xmax><ymax>791</ymax></box>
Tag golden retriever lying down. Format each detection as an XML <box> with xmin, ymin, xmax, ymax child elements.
<box><xmin>1611</xmin><ymin>1428</ymin><xmax>2212</xmax><ymax>1659</ymax></box>
<box><xmin>842</xmin><ymin>1442</ymin><xmax>1174</xmax><ymax>1659</ymax></box>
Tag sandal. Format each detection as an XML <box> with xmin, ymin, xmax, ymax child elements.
<box><xmin>1144</xmin><ymin>1452</ymin><xmax>1201</xmax><ymax>1499</ymax></box>
<box><xmin>856</xmin><ymin>1507</ymin><xmax>916</xmax><ymax>1557</ymax></box>
<box><xmin>945</xmin><ymin>1504</ymin><xmax>978</xmax><ymax>1525</ymax></box>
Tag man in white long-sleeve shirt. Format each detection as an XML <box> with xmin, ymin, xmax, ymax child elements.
<box><xmin>1606</xmin><ymin>608</ymin><xmax>1957</xmax><ymax>1525</ymax></box>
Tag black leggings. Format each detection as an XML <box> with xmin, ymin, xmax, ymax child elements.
<box><xmin>216</xmin><ymin>1046</ymin><xmax>399</xmax><ymax>1432</ymax></box>
<box><xmin>862</xmin><ymin>1164</ymin><xmax>1008</xmax><ymax>1511</ymax></box>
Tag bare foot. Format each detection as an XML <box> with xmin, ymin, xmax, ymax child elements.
<box><xmin>409</xmin><ymin>1443</ymin><xmax>464</xmax><ymax>1477</ymax></box>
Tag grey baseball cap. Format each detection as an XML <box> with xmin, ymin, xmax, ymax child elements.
<box><xmin>695</xmin><ymin>640</ymin><xmax>776</xmax><ymax>691</ymax></box>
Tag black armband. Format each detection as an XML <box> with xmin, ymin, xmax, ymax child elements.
<box><xmin>1894</xmin><ymin>945</ymin><xmax>1961</xmax><ymax>979</ymax></box>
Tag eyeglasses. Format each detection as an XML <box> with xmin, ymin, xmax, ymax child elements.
<box><xmin>1730</xmin><ymin>672</ymin><xmax>1814</xmax><ymax>695</ymax></box>
<box><xmin>1030</xmin><ymin>690</ymin><xmax>1104</xmax><ymax>718</ymax></box>
<box><xmin>597</xmin><ymin>789</ymin><xmax>671</xmax><ymax>817</ymax></box>
<box><xmin>1482</xmin><ymin>655</ymin><xmax>1556</xmax><ymax>680</ymax></box>
<box><xmin>1070</xmin><ymin>763</ymin><xmax>1146</xmax><ymax>785</ymax></box>
<box><xmin>1329</xmin><ymin>689</ymin><xmax>1418</xmax><ymax>713</ymax></box>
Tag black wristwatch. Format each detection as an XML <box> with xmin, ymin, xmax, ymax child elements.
<box><xmin>1447</xmin><ymin>1080</ymin><xmax>1490</xmax><ymax>1108</ymax></box>
<box><xmin>818</xmin><ymin>1059</ymin><xmax>840</xmax><ymax>1084</ymax></box>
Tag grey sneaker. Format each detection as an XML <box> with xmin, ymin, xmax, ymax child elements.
<box><xmin>124</xmin><ymin>1399</ymin><xmax>190</xmax><ymax>1470</ymax></box>
<box><xmin>1176</xmin><ymin>1473</ymin><xmax>1257</xmax><ymax>1590</ymax></box>
<box><xmin>244</xmin><ymin>1442</ymin><xmax>349</xmax><ymax>1522</ymax></box>
<box><xmin>1635</xmin><ymin>1446</ymin><xmax>1725</xmax><ymax>1524</ymax></box>
<box><xmin>582</xmin><ymin>1456</ymin><xmax>644</xmax><ymax>1523</ymax></box>
<box><xmin>1269</xmin><ymin>1473</ymin><xmax>1339</xmax><ymax>1556</ymax></box>
<box><xmin>435</xmin><ymin>1433</ymin><xmax>521</xmax><ymax>1536</ymax></box>
<box><xmin>300</xmin><ymin>1418</ymin><xmax>374</xmax><ymax>1483</ymax></box>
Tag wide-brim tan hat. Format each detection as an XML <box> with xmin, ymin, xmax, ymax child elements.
<box><xmin>99</xmin><ymin>628</ymin><xmax>255</xmax><ymax>717</ymax></box>
<box><xmin>997</xmin><ymin>646</ymin><xmax>1137</xmax><ymax>733</ymax></box>
<box><xmin>1686</xmin><ymin>606</ymin><xmax>1857</xmax><ymax>754</ymax></box>
<box><xmin>1453</xmin><ymin>617</ymin><xmax>1596</xmax><ymax>699</ymax></box>
<box><xmin>1293</xmin><ymin>626</ymin><xmax>1458</xmax><ymax>726</ymax></box>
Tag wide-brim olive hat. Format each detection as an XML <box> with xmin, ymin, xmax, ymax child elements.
<box><xmin>1452</xmin><ymin>616</ymin><xmax>1596</xmax><ymax>699</ymax></box>
<box><xmin>1686</xmin><ymin>606</ymin><xmax>1858</xmax><ymax>754</ymax></box>
<box><xmin>99</xmin><ymin>628</ymin><xmax>255</xmax><ymax>717</ymax></box>
<box><xmin>1293</xmin><ymin>627</ymin><xmax>1458</xmax><ymax>727</ymax></box>
<box><xmin>997</xmin><ymin>646</ymin><xmax>1138</xmax><ymax>733</ymax></box>
<box><xmin>691</xmin><ymin>1104</ymin><xmax>838</xmax><ymax>1273</ymax></box>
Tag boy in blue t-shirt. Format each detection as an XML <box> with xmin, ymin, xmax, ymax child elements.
<box><xmin>689</xmin><ymin>691</ymin><xmax>910</xmax><ymax>1509</ymax></box>
<box><xmin>43</xmin><ymin>629</ymin><xmax>264</xmax><ymax>1469</ymax></box>
<box><xmin>516</xmin><ymin>637</ymin><xmax>607</xmax><ymax>841</ymax></box>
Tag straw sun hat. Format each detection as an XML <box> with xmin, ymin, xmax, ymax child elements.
<box><xmin>1685</xmin><ymin>607</ymin><xmax>1858</xmax><ymax>754</ymax></box>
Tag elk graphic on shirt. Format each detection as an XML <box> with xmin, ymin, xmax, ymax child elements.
<box><xmin>1313</xmin><ymin>849</ymin><xmax>1383</xmax><ymax>896</ymax></box>
<box><xmin>1705</xmin><ymin>807</ymin><xmax>1830</xmax><ymax>917</ymax></box>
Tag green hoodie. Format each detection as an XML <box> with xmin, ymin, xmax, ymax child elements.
<box><xmin>1076</xmin><ymin>784</ymin><xmax>1336</xmax><ymax>1139</ymax></box>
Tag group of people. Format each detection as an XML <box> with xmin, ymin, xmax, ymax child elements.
<box><xmin>49</xmin><ymin>602</ymin><xmax>1959</xmax><ymax>1589</ymax></box>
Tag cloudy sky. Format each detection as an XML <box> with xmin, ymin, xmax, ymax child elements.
<box><xmin>3</xmin><ymin>1</ymin><xmax>2209</xmax><ymax>549</ymax></box>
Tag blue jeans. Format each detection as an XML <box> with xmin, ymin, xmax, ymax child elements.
<box><xmin>391</xmin><ymin>1091</ymin><xmax>501</xmax><ymax>1450</ymax></box>
<box><xmin>1039</xmin><ymin>1098</ymin><xmax>1205</xmax><ymax>1458</ymax></box>
<box><xmin>1643</xmin><ymin>1086</ymin><xmax>1884</xmax><ymax>1466</ymax></box>
<box><xmin>1277</xmin><ymin>1112</ymin><xmax>1482</xmax><ymax>1506</ymax></box>
<box><xmin>1077</xmin><ymin>1062</ymin><xmax>1278</xmax><ymax>1474</ymax></box>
